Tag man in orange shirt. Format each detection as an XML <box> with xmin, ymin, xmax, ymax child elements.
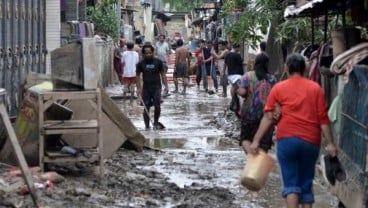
<box><xmin>249</xmin><ymin>53</ymin><xmax>337</xmax><ymax>208</ymax></box>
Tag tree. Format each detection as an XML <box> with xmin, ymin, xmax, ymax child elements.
<box><xmin>221</xmin><ymin>0</ymin><xmax>328</xmax><ymax>52</ymax></box>
<box><xmin>87</xmin><ymin>0</ymin><xmax>120</xmax><ymax>40</ymax></box>
<box><xmin>221</xmin><ymin>0</ymin><xmax>278</xmax><ymax>49</ymax></box>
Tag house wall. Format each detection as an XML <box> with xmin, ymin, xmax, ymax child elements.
<box><xmin>133</xmin><ymin>2</ymin><xmax>154</xmax><ymax>42</ymax></box>
<box><xmin>46</xmin><ymin>0</ymin><xmax>61</xmax><ymax>74</ymax></box>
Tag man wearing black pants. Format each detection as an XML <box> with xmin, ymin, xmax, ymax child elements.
<box><xmin>136</xmin><ymin>44</ymin><xmax>167</xmax><ymax>129</ymax></box>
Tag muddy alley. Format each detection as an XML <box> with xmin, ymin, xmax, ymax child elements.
<box><xmin>105</xmin><ymin>83</ymin><xmax>339</xmax><ymax>208</ymax></box>
<box><xmin>0</xmin><ymin>84</ymin><xmax>339</xmax><ymax>208</ymax></box>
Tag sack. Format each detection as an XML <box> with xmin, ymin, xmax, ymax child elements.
<box><xmin>240</xmin><ymin>72</ymin><xmax>273</xmax><ymax>122</ymax></box>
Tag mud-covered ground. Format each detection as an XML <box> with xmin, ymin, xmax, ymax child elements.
<box><xmin>0</xmin><ymin>84</ymin><xmax>339</xmax><ymax>208</ymax></box>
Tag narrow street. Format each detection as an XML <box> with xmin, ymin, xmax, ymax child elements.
<box><xmin>103</xmin><ymin>82</ymin><xmax>340</xmax><ymax>208</ymax></box>
<box><xmin>0</xmin><ymin>83</ymin><xmax>341</xmax><ymax>207</ymax></box>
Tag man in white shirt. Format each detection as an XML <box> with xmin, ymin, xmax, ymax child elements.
<box><xmin>155</xmin><ymin>34</ymin><xmax>170</xmax><ymax>97</ymax></box>
<box><xmin>121</xmin><ymin>42</ymin><xmax>139</xmax><ymax>100</ymax></box>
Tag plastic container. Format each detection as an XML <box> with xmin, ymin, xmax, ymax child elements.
<box><xmin>60</xmin><ymin>146</ymin><xmax>78</xmax><ymax>156</ymax></box>
<box><xmin>240</xmin><ymin>150</ymin><xmax>276</xmax><ymax>191</ymax></box>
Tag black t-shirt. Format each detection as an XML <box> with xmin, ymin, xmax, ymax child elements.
<box><xmin>225</xmin><ymin>52</ymin><xmax>244</xmax><ymax>75</ymax></box>
<box><xmin>136</xmin><ymin>58</ymin><xmax>163</xmax><ymax>88</ymax></box>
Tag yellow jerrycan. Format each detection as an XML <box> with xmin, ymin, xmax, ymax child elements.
<box><xmin>240</xmin><ymin>150</ymin><xmax>276</xmax><ymax>191</ymax></box>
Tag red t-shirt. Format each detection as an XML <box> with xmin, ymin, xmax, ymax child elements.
<box><xmin>194</xmin><ymin>49</ymin><xmax>203</xmax><ymax>65</ymax></box>
<box><xmin>264</xmin><ymin>76</ymin><xmax>330</xmax><ymax>145</ymax></box>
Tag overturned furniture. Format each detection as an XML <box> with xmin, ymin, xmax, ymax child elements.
<box><xmin>38</xmin><ymin>88</ymin><xmax>104</xmax><ymax>174</ymax></box>
<box><xmin>0</xmin><ymin>38</ymin><xmax>146</xmax><ymax>170</ymax></box>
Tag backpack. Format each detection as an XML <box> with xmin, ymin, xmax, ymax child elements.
<box><xmin>240</xmin><ymin>71</ymin><xmax>273</xmax><ymax>122</ymax></box>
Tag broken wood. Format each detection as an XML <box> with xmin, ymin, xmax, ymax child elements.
<box><xmin>100</xmin><ymin>88</ymin><xmax>146</xmax><ymax>151</ymax></box>
<box><xmin>0</xmin><ymin>100</ymin><xmax>40</xmax><ymax>207</ymax></box>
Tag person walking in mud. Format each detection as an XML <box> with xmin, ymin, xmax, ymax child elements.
<box><xmin>236</xmin><ymin>53</ymin><xmax>276</xmax><ymax>154</ymax></box>
<box><xmin>155</xmin><ymin>34</ymin><xmax>170</xmax><ymax>97</ymax></box>
<box><xmin>194</xmin><ymin>40</ymin><xmax>205</xmax><ymax>90</ymax></box>
<box><xmin>249</xmin><ymin>53</ymin><xmax>338</xmax><ymax>208</ymax></box>
<box><xmin>114</xmin><ymin>38</ymin><xmax>127</xmax><ymax>85</ymax></box>
<box><xmin>211</xmin><ymin>40</ymin><xmax>229</xmax><ymax>97</ymax></box>
<box><xmin>136</xmin><ymin>44</ymin><xmax>167</xmax><ymax>130</ymax></box>
<box><xmin>224</xmin><ymin>43</ymin><xmax>245</xmax><ymax>97</ymax></box>
<box><xmin>173</xmin><ymin>39</ymin><xmax>191</xmax><ymax>95</ymax></box>
<box><xmin>203</xmin><ymin>40</ymin><xmax>218</xmax><ymax>94</ymax></box>
<box><xmin>121</xmin><ymin>42</ymin><xmax>139</xmax><ymax>101</ymax></box>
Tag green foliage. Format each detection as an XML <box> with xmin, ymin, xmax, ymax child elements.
<box><xmin>221</xmin><ymin>0</ymin><xmax>278</xmax><ymax>49</ymax></box>
<box><xmin>87</xmin><ymin>1</ymin><xmax>119</xmax><ymax>40</ymax></box>
<box><xmin>162</xmin><ymin>0</ymin><xmax>205</xmax><ymax>12</ymax></box>
<box><xmin>276</xmin><ymin>18</ymin><xmax>325</xmax><ymax>52</ymax></box>
<box><xmin>220</xmin><ymin>0</ymin><xmax>337</xmax><ymax>51</ymax></box>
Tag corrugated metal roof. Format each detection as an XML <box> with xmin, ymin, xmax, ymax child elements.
<box><xmin>284</xmin><ymin>0</ymin><xmax>342</xmax><ymax>18</ymax></box>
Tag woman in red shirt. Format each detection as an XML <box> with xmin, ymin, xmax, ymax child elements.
<box><xmin>249</xmin><ymin>53</ymin><xmax>337</xmax><ymax>208</ymax></box>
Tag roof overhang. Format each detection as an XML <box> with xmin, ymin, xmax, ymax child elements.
<box><xmin>284</xmin><ymin>0</ymin><xmax>343</xmax><ymax>18</ymax></box>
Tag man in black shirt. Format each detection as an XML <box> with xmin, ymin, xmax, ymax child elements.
<box><xmin>202</xmin><ymin>41</ymin><xmax>218</xmax><ymax>93</ymax></box>
<box><xmin>224</xmin><ymin>43</ymin><xmax>244</xmax><ymax>97</ymax></box>
<box><xmin>136</xmin><ymin>44</ymin><xmax>168</xmax><ymax>129</ymax></box>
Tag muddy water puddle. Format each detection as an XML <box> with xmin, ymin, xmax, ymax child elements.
<box><xmin>108</xmin><ymin>85</ymin><xmax>339</xmax><ymax>207</ymax></box>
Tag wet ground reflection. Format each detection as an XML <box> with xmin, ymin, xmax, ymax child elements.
<box><xmin>108</xmin><ymin>84</ymin><xmax>339</xmax><ymax>207</ymax></box>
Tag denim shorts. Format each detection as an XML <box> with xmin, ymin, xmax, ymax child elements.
<box><xmin>276</xmin><ymin>137</ymin><xmax>320</xmax><ymax>203</ymax></box>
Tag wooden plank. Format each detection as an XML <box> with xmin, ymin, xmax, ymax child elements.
<box><xmin>43</xmin><ymin>120</ymin><xmax>98</xmax><ymax>129</ymax></box>
<box><xmin>62</xmin><ymin>101</ymin><xmax>128</xmax><ymax>159</ymax></box>
<box><xmin>41</xmin><ymin>91</ymin><xmax>98</xmax><ymax>101</ymax></box>
<box><xmin>0</xmin><ymin>104</ymin><xmax>41</xmax><ymax>207</ymax></box>
<box><xmin>43</xmin><ymin>128</ymin><xmax>98</xmax><ymax>135</ymax></box>
<box><xmin>100</xmin><ymin>88</ymin><xmax>146</xmax><ymax>150</ymax></box>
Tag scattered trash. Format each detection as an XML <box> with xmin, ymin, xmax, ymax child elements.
<box><xmin>19</xmin><ymin>180</ymin><xmax>53</xmax><ymax>195</ymax></box>
<box><xmin>38</xmin><ymin>171</ymin><xmax>65</xmax><ymax>183</ymax></box>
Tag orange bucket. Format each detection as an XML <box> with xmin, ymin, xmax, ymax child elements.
<box><xmin>240</xmin><ymin>150</ymin><xmax>276</xmax><ymax>191</ymax></box>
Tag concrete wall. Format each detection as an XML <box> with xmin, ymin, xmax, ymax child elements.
<box><xmin>46</xmin><ymin>0</ymin><xmax>61</xmax><ymax>74</ymax></box>
<box><xmin>95</xmin><ymin>40</ymin><xmax>114</xmax><ymax>87</ymax></box>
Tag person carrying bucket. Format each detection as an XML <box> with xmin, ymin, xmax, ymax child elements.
<box><xmin>249</xmin><ymin>53</ymin><xmax>338</xmax><ymax>208</ymax></box>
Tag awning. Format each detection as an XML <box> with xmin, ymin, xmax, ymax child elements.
<box><xmin>284</xmin><ymin>0</ymin><xmax>341</xmax><ymax>18</ymax></box>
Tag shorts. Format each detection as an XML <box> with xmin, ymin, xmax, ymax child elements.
<box><xmin>277</xmin><ymin>137</ymin><xmax>320</xmax><ymax>203</ymax></box>
<box><xmin>218</xmin><ymin>61</ymin><xmax>226</xmax><ymax>76</ymax></box>
<box><xmin>142</xmin><ymin>86</ymin><xmax>161</xmax><ymax>108</ymax></box>
<box><xmin>162</xmin><ymin>62</ymin><xmax>168</xmax><ymax>73</ymax></box>
<box><xmin>239</xmin><ymin>121</ymin><xmax>273</xmax><ymax>151</ymax></box>
<box><xmin>227</xmin><ymin>74</ymin><xmax>242</xmax><ymax>87</ymax></box>
<box><xmin>122</xmin><ymin>77</ymin><xmax>136</xmax><ymax>85</ymax></box>
<box><xmin>174</xmin><ymin>62</ymin><xmax>189</xmax><ymax>78</ymax></box>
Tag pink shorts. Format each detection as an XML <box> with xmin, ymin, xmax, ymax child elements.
<box><xmin>122</xmin><ymin>77</ymin><xmax>137</xmax><ymax>85</ymax></box>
